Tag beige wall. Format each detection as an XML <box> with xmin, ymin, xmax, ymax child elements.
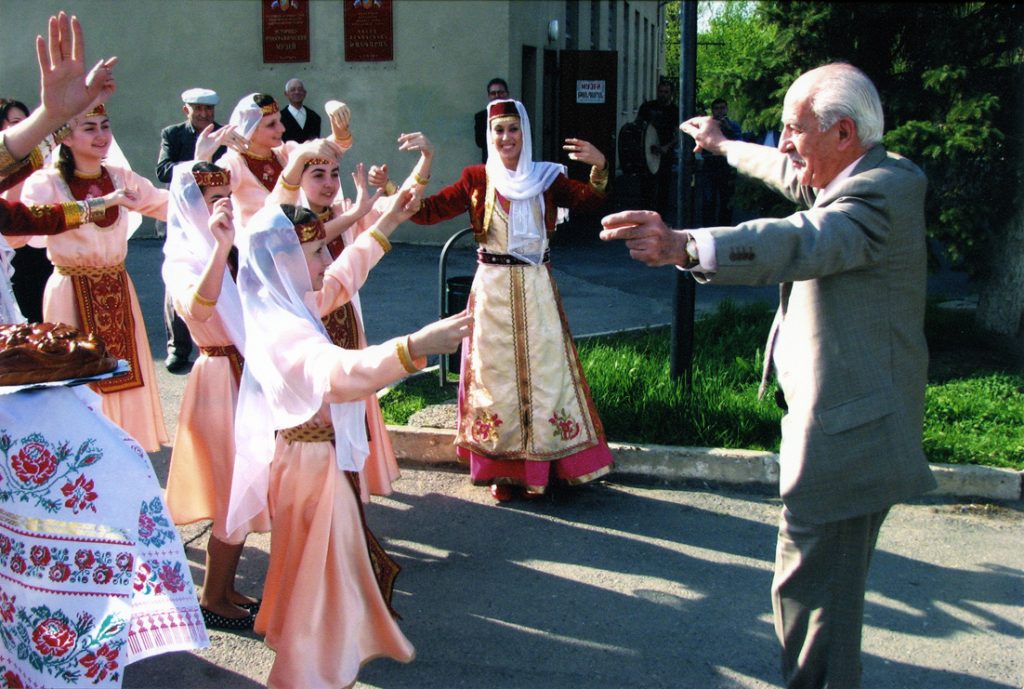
<box><xmin>0</xmin><ymin>0</ymin><xmax>662</xmax><ymax>244</ymax></box>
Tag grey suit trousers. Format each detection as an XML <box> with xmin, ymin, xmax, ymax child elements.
<box><xmin>772</xmin><ymin>506</ymin><xmax>889</xmax><ymax>689</ymax></box>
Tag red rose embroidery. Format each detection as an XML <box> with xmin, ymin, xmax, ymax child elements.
<box><xmin>115</xmin><ymin>552</ymin><xmax>133</xmax><ymax>572</ymax></box>
<box><xmin>29</xmin><ymin>545</ymin><xmax>51</xmax><ymax>567</ymax></box>
<box><xmin>138</xmin><ymin>512</ymin><xmax>156</xmax><ymax>540</ymax></box>
<box><xmin>157</xmin><ymin>563</ymin><xmax>187</xmax><ymax>593</ymax></box>
<box><xmin>92</xmin><ymin>565</ymin><xmax>114</xmax><ymax>585</ymax></box>
<box><xmin>49</xmin><ymin>562</ymin><xmax>72</xmax><ymax>583</ymax></box>
<box><xmin>471</xmin><ymin>412</ymin><xmax>503</xmax><ymax>443</ymax></box>
<box><xmin>549</xmin><ymin>409</ymin><xmax>581</xmax><ymax>441</ymax></box>
<box><xmin>10</xmin><ymin>442</ymin><xmax>58</xmax><ymax>486</ymax></box>
<box><xmin>0</xmin><ymin>591</ymin><xmax>16</xmax><ymax>623</ymax></box>
<box><xmin>74</xmin><ymin>549</ymin><xmax>96</xmax><ymax>570</ymax></box>
<box><xmin>10</xmin><ymin>555</ymin><xmax>26</xmax><ymax>575</ymax></box>
<box><xmin>31</xmin><ymin>617</ymin><xmax>77</xmax><ymax>658</ymax></box>
<box><xmin>61</xmin><ymin>474</ymin><xmax>98</xmax><ymax>514</ymax></box>
<box><xmin>2</xmin><ymin>669</ymin><xmax>24</xmax><ymax>688</ymax></box>
<box><xmin>79</xmin><ymin>643</ymin><xmax>119</xmax><ymax>681</ymax></box>
<box><xmin>0</xmin><ymin>535</ymin><xmax>11</xmax><ymax>555</ymax></box>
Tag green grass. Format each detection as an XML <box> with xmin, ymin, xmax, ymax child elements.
<box><xmin>381</xmin><ymin>300</ymin><xmax>1024</xmax><ymax>471</ymax></box>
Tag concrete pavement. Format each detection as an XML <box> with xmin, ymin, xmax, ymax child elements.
<box><xmin>117</xmin><ymin>234</ymin><xmax>1022</xmax><ymax>689</ymax></box>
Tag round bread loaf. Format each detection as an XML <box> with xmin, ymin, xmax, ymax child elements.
<box><xmin>0</xmin><ymin>322</ymin><xmax>118</xmax><ymax>386</ymax></box>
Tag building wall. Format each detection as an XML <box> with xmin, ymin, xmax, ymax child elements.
<box><xmin>0</xmin><ymin>0</ymin><xmax>662</xmax><ymax>244</ymax></box>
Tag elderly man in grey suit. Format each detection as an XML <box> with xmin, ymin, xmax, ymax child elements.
<box><xmin>601</xmin><ymin>63</ymin><xmax>936</xmax><ymax>689</ymax></box>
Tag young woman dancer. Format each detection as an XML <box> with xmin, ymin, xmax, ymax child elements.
<box><xmin>162</xmin><ymin>160</ymin><xmax>271</xmax><ymax>630</ymax></box>
<box><xmin>228</xmin><ymin>197</ymin><xmax>470</xmax><ymax>689</ymax></box>
<box><xmin>20</xmin><ymin>103</ymin><xmax>169</xmax><ymax>451</ymax></box>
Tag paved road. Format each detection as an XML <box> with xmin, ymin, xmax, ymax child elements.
<box><xmin>121</xmin><ymin>469</ymin><xmax>1023</xmax><ymax>689</ymax></box>
<box><xmin>115</xmin><ymin>235</ymin><xmax>1021</xmax><ymax>689</ymax></box>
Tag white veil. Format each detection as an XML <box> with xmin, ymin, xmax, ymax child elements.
<box><xmin>226</xmin><ymin>204</ymin><xmax>368</xmax><ymax>535</ymax></box>
<box><xmin>484</xmin><ymin>99</ymin><xmax>566</xmax><ymax>264</ymax></box>
<box><xmin>161</xmin><ymin>160</ymin><xmax>246</xmax><ymax>354</ymax></box>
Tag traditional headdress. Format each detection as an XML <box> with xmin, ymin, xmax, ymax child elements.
<box><xmin>488</xmin><ymin>99</ymin><xmax>519</xmax><ymax>126</ymax></box>
<box><xmin>484</xmin><ymin>99</ymin><xmax>566</xmax><ymax>265</ymax></box>
<box><xmin>230</xmin><ymin>93</ymin><xmax>279</xmax><ymax>142</ymax></box>
<box><xmin>191</xmin><ymin>167</ymin><xmax>231</xmax><ymax>189</ymax></box>
<box><xmin>292</xmin><ymin>215</ymin><xmax>326</xmax><ymax>243</ymax></box>
<box><xmin>82</xmin><ymin>103</ymin><xmax>107</xmax><ymax>118</ymax></box>
<box><xmin>227</xmin><ymin>204</ymin><xmax>368</xmax><ymax>535</ymax></box>
<box><xmin>163</xmin><ymin>161</ymin><xmax>246</xmax><ymax>358</ymax></box>
<box><xmin>303</xmin><ymin>157</ymin><xmax>335</xmax><ymax>169</ymax></box>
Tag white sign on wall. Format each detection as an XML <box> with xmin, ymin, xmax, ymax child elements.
<box><xmin>576</xmin><ymin>80</ymin><xmax>606</xmax><ymax>104</ymax></box>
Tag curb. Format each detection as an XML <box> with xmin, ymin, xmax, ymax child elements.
<box><xmin>386</xmin><ymin>425</ymin><xmax>1024</xmax><ymax>502</ymax></box>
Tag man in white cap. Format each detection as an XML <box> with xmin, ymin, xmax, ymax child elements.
<box><xmin>155</xmin><ymin>87</ymin><xmax>225</xmax><ymax>372</ymax></box>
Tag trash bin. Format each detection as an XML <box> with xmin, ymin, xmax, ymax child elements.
<box><xmin>444</xmin><ymin>275</ymin><xmax>474</xmax><ymax>374</ymax></box>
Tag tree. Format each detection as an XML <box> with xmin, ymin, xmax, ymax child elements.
<box><xmin>666</xmin><ymin>2</ymin><xmax>1023</xmax><ymax>351</ymax></box>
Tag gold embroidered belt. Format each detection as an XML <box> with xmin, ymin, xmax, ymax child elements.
<box><xmin>55</xmin><ymin>261</ymin><xmax>142</xmax><ymax>393</ymax></box>
<box><xmin>279</xmin><ymin>424</ymin><xmax>335</xmax><ymax>444</ymax></box>
<box><xmin>477</xmin><ymin>249</ymin><xmax>550</xmax><ymax>266</ymax></box>
<box><xmin>199</xmin><ymin>344</ymin><xmax>244</xmax><ymax>384</ymax></box>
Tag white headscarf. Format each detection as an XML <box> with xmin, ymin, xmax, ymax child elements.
<box><xmin>484</xmin><ymin>99</ymin><xmax>566</xmax><ymax>265</ymax></box>
<box><xmin>226</xmin><ymin>204</ymin><xmax>368</xmax><ymax>535</ymax></box>
<box><xmin>229</xmin><ymin>93</ymin><xmax>267</xmax><ymax>142</ymax></box>
<box><xmin>161</xmin><ymin>161</ymin><xmax>246</xmax><ymax>354</ymax></box>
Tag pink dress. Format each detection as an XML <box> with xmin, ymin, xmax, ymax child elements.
<box><xmin>256</xmin><ymin>218</ymin><xmax>416</xmax><ymax>689</ymax></box>
<box><xmin>326</xmin><ymin>205</ymin><xmax>400</xmax><ymax>500</ymax></box>
<box><xmin>19</xmin><ymin>165</ymin><xmax>169</xmax><ymax>452</ymax></box>
<box><xmin>164</xmin><ymin>303</ymin><xmax>272</xmax><ymax>543</ymax></box>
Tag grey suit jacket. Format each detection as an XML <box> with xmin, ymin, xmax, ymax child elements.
<box><xmin>698</xmin><ymin>143</ymin><xmax>937</xmax><ymax>523</ymax></box>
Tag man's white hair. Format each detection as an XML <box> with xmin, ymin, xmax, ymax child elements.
<box><xmin>792</xmin><ymin>63</ymin><xmax>884</xmax><ymax>147</ymax></box>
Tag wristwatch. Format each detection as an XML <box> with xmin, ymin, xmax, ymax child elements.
<box><xmin>684</xmin><ymin>234</ymin><xmax>700</xmax><ymax>269</ymax></box>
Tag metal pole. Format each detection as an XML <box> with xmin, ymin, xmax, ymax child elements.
<box><xmin>670</xmin><ymin>0</ymin><xmax>697</xmax><ymax>384</ymax></box>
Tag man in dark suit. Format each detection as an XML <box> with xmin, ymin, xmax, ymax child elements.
<box><xmin>280</xmin><ymin>78</ymin><xmax>321</xmax><ymax>143</ymax></box>
<box><xmin>156</xmin><ymin>87</ymin><xmax>225</xmax><ymax>373</ymax></box>
<box><xmin>473</xmin><ymin>77</ymin><xmax>508</xmax><ymax>163</ymax></box>
<box><xmin>601</xmin><ymin>63</ymin><xmax>936</xmax><ymax>689</ymax></box>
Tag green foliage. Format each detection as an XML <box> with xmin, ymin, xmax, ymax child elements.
<box><xmin>664</xmin><ymin>2</ymin><xmax>1022</xmax><ymax>271</ymax></box>
<box><xmin>577</xmin><ymin>300</ymin><xmax>783</xmax><ymax>450</ymax></box>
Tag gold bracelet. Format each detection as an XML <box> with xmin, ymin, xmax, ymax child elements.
<box><xmin>590</xmin><ymin>165</ymin><xmax>609</xmax><ymax>180</ymax></box>
<box><xmin>369</xmin><ymin>228</ymin><xmax>392</xmax><ymax>253</ymax></box>
<box><xmin>278</xmin><ymin>177</ymin><xmax>300</xmax><ymax>192</ymax></box>
<box><xmin>395</xmin><ymin>337</ymin><xmax>419</xmax><ymax>374</ymax></box>
<box><xmin>383</xmin><ymin>180</ymin><xmax>397</xmax><ymax>196</ymax></box>
<box><xmin>193</xmin><ymin>290</ymin><xmax>218</xmax><ymax>307</ymax></box>
<box><xmin>413</xmin><ymin>172</ymin><xmax>430</xmax><ymax>186</ymax></box>
<box><xmin>333</xmin><ymin>132</ymin><xmax>353</xmax><ymax>146</ymax></box>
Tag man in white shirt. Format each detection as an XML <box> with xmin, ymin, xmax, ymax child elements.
<box><xmin>280</xmin><ymin>78</ymin><xmax>322</xmax><ymax>143</ymax></box>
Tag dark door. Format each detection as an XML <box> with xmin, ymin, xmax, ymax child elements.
<box><xmin>557</xmin><ymin>50</ymin><xmax>619</xmax><ymax>181</ymax></box>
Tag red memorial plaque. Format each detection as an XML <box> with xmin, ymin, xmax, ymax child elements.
<box><xmin>344</xmin><ymin>0</ymin><xmax>394</xmax><ymax>62</ymax></box>
<box><xmin>262</xmin><ymin>0</ymin><xmax>310</xmax><ymax>63</ymax></box>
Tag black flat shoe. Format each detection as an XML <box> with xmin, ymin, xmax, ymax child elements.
<box><xmin>200</xmin><ymin>606</ymin><xmax>255</xmax><ymax>631</ymax></box>
<box><xmin>240</xmin><ymin>599</ymin><xmax>262</xmax><ymax>615</ymax></box>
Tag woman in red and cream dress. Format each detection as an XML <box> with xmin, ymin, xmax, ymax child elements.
<box><xmin>20</xmin><ymin>103</ymin><xmax>169</xmax><ymax>451</ymax></box>
<box><xmin>406</xmin><ymin>99</ymin><xmax>614</xmax><ymax>501</ymax></box>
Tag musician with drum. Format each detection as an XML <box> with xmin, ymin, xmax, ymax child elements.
<box><xmin>634</xmin><ymin>80</ymin><xmax>678</xmax><ymax>215</ymax></box>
